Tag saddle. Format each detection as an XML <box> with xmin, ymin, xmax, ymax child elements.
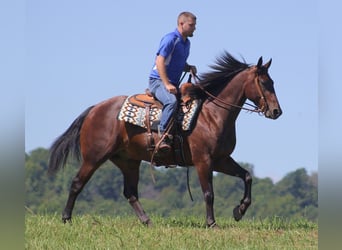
<box><xmin>127</xmin><ymin>90</ymin><xmax>163</xmax><ymax>110</ymax></box>
<box><xmin>118</xmin><ymin>82</ymin><xmax>200</xmax><ymax>166</ymax></box>
<box><xmin>127</xmin><ymin>83</ymin><xmax>194</xmax><ymax>110</ymax></box>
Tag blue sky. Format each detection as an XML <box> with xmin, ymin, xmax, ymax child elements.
<box><xmin>23</xmin><ymin>0</ymin><xmax>318</xmax><ymax>182</ymax></box>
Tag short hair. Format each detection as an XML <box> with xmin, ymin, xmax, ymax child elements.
<box><xmin>177</xmin><ymin>12</ymin><xmax>196</xmax><ymax>25</ymax></box>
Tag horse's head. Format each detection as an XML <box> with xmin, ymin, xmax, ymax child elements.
<box><xmin>244</xmin><ymin>57</ymin><xmax>282</xmax><ymax>119</ymax></box>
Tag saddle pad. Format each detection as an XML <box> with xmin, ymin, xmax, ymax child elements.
<box><xmin>118</xmin><ymin>96</ymin><xmax>201</xmax><ymax>131</ymax></box>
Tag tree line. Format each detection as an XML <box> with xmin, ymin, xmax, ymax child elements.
<box><xmin>25</xmin><ymin>148</ymin><xmax>318</xmax><ymax>221</ymax></box>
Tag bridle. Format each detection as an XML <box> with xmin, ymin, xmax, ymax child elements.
<box><xmin>190</xmin><ymin>70</ymin><xmax>267</xmax><ymax>115</ymax></box>
<box><xmin>253</xmin><ymin>75</ymin><xmax>268</xmax><ymax>114</ymax></box>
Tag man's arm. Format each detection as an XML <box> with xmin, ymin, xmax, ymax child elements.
<box><xmin>155</xmin><ymin>55</ymin><xmax>177</xmax><ymax>94</ymax></box>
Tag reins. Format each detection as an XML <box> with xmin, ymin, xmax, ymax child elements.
<box><xmin>190</xmin><ymin>71</ymin><xmax>265</xmax><ymax>115</ymax></box>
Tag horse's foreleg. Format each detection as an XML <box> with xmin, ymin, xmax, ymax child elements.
<box><xmin>233</xmin><ymin>169</ymin><xmax>252</xmax><ymax>221</ymax></box>
<box><xmin>128</xmin><ymin>196</ymin><xmax>151</xmax><ymax>226</ymax></box>
<box><xmin>213</xmin><ymin>156</ymin><xmax>252</xmax><ymax>221</ymax></box>
<box><xmin>196</xmin><ymin>166</ymin><xmax>217</xmax><ymax>228</ymax></box>
<box><xmin>62</xmin><ymin>161</ymin><xmax>98</xmax><ymax>223</ymax></box>
<box><xmin>114</xmin><ymin>159</ymin><xmax>152</xmax><ymax>226</ymax></box>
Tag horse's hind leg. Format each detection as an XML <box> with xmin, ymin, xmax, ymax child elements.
<box><xmin>62</xmin><ymin>160</ymin><xmax>99</xmax><ymax>223</ymax></box>
<box><xmin>112</xmin><ymin>158</ymin><xmax>152</xmax><ymax>226</ymax></box>
<box><xmin>213</xmin><ymin>156</ymin><xmax>252</xmax><ymax>221</ymax></box>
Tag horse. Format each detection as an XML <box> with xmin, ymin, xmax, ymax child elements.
<box><xmin>48</xmin><ymin>52</ymin><xmax>282</xmax><ymax>228</ymax></box>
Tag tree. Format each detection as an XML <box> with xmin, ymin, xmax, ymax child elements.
<box><xmin>25</xmin><ymin>148</ymin><xmax>318</xmax><ymax>221</ymax></box>
<box><xmin>276</xmin><ymin>168</ymin><xmax>318</xmax><ymax>219</ymax></box>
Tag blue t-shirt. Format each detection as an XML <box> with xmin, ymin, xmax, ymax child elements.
<box><xmin>149</xmin><ymin>29</ymin><xmax>190</xmax><ymax>87</ymax></box>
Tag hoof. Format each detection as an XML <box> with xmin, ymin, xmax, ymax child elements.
<box><xmin>143</xmin><ymin>219</ymin><xmax>153</xmax><ymax>227</ymax></box>
<box><xmin>233</xmin><ymin>205</ymin><xmax>243</xmax><ymax>221</ymax></box>
<box><xmin>208</xmin><ymin>222</ymin><xmax>220</xmax><ymax>229</ymax></box>
<box><xmin>62</xmin><ymin>216</ymin><xmax>72</xmax><ymax>224</ymax></box>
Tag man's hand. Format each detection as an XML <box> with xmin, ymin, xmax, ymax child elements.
<box><xmin>185</xmin><ymin>64</ymin><xmax>197</xmax><ymax>75</ymax></box>
<box><xmin>165</xmin><ymin>82</ymin><xmax>177</xmax><ymax>94</ymax></box>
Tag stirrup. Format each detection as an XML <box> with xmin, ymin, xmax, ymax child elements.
<box><xmin>160</xmin><ymin>133</ymin><xmax>173</xmax><ymax>145</ymax></box>
<box><xmin>156</xmin><ymin>130</ymin><xmax>172</xmax><ymax>154</ymax></box>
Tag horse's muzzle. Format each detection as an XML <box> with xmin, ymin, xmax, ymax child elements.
<box><xmin>265</xmin><ymin>107</ymin><xmax>282</xmax><ymax>119</ymax></box>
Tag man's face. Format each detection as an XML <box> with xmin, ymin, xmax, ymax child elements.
<box><xmin>181</xmin><ymin>18</ymin><xmax>196</xmax><ymax>37</ymax></box>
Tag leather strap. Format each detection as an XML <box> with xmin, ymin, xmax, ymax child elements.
<box><xmin>144</xmin><ymin>104</ymin><xmax>155</xmax><ymax>151</ymax></box>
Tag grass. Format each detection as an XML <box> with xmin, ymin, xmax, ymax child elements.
<box><xmin>25</xmin><ymin>214</ymin><xmax>317</xmax><ymax>250</ymax></box>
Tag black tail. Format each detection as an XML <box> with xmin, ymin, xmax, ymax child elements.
<box><xmin>48</xmin><ymin>106</ymin><xmax>94</xmax><ymax>174</ymax></box>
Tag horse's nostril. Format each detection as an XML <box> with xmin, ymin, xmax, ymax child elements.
<box><xmin>273</xmin><ymin>108</ymin><xmax>282</xmax><ymax>118</ymax></box>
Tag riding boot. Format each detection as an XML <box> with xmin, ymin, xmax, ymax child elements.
<box><xmin>159</xmin><ymin>134</ymin><xmax>172</xmax><ymax>153</ymax></box>
<box><xmin>157</xmin><ymin>126</ymin><xmax>172</xmax><ymax>153</ymax></box>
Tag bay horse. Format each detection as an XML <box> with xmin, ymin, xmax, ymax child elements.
<box><xmin>48</xmin><ymin>52</ymin><xmax>282</xmax><ymax>228</ymax></box>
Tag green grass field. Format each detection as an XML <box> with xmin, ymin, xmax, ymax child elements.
<box><xmin>25</xmin><ymin>214</ymin><xmax>317</xmax><ymax>249</ymax></box>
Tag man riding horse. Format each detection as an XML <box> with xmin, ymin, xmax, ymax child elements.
<box><xmin>148</xmin><ymin>11</ymin><xmax>197</xmax><ymax>152</ymax></box>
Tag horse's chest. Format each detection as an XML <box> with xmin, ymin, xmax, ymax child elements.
<box><xmin>214</xmin><ymin>131</ymin><xmax>236</xmax><ymax>155</ymax></box>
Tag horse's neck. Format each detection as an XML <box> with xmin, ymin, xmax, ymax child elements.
<box><xmin>222</xmin><ymin>77</ymin><xmax>246</xmax><ymax>108</ymax></box>
<box><xmin>201</xmin><ymin>73</ymin><xmax>247</xmax><ymax>130</ymax></box>
<box><xmin>218</xmin><ymin>73</ymin><xmax>247</xmax><ymax>115</ymax></box>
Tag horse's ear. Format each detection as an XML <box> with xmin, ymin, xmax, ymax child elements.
<box><xmin>264</xmin><ymin>58</ymin><xmax>272</xmax><ymax>69</ymax></box>
<box><xmin>257</xmin><ymin>57</ymin><xmax>263</xmax><ymax>68</ymax></box>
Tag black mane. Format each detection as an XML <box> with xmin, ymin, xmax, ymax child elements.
<box><xmin>189</xmin><ymin>52</ymin><xmax>250</xmax><ymax>98</ymax></box>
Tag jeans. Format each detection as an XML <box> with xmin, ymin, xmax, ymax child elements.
<box><xmin>149</xmin><ymin>78</ymin><xmax>177</xmax><ymax>132</ymax></box>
